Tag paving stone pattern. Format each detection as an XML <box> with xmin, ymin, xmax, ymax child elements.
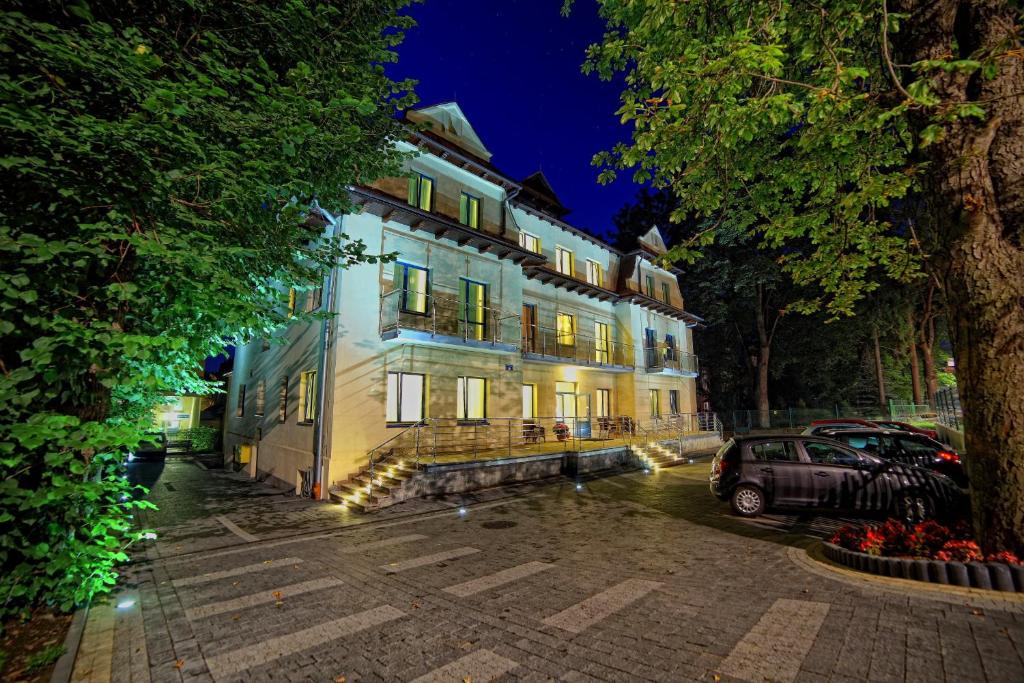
<box><xmin>99</xmin><ymin>459</ymin><xmax>1024</xmax><ymax>682</ymax></box>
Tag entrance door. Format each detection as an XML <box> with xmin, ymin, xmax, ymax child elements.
<box><xmin>521</xmin><ymin>304</ymin><xmax>537</xmax><ymax>352</ymax></box>
<box><xmin>555</xmin><ymin>381</ymin><xmax>576</xmax><ymax>421</ymax></box>
<box><xmin>575</xmin><ymin>393</ymin><xmax>592</xmax><ymax>438</ymax></box>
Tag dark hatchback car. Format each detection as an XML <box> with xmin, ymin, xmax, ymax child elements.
<box><xmin>819</xmin><ymin>428</ymin><xmax>967</xmax><ymax>488</ymax></box>
<box><xmin>709</xmin><ymin>435</ymin><xmax>963</xmax><ymax>522</ymax></box>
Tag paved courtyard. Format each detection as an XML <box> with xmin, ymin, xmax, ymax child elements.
<box><xmin>72</xmin><ymin>457</ymin><xmax>1024</xmax><ymax>682</ymax></box>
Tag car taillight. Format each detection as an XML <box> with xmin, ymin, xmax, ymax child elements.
<box><xmin>937</xmin><ymin>451</ymin><xmax>960</xmax><ymax>464</ymax></box>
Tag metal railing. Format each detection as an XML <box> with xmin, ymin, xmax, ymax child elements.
<box><xmin>379</xmin><ymin>288</ymin><xmax>521</xmax><ymax>347</ymax></box>
<box><xmin>643</xmin><ymin>344</ymin><xmax>698</xmax><ymax>374</ymax></box>
<box><xmin>934</xmin><ymin>387</ymin><xmax>962</xmax><ymax>431</ymax></box>
<box><xmin>359</xmin><ymin>412</ymin><xmax>721</xmax><ymax>499</ymax></box>
<box><xmin>522</xmin><ymin>326</ymin><xmax>634</xmax><ymax>367</ymax></box>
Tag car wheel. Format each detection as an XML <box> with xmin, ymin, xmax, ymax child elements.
<box><xmin>896</xmin><ymin>491</ymin><xmax>933</xmax><ymax>524</ymax></box>
<box><xmin>731</xmin><ymin>485</ymin><xmax>765</xmax><ymax>517</ymax></box>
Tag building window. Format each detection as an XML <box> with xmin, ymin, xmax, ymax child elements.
<box><xmin>298</xmin><ymin>370</ymin><xmax>317</xmax><ymax>423</ymax></box>
<box><xmin>457</xmin><ymin>376</ymin><xmax>487</xmax><ymax>420</ymax></box>
<box><xmin>522</xmin><ymin>384</ymin><xmax>536</xmax><ymax>419</ymax></box>
<box><xmin>459</xmin><ymin>192</ymin><xmax>480</xmax><ymax>229</ymax></box>
<box><xmin>645</xmin><ymin>274</ymin><xmax>655</xmax><ymax>298</ymax></box>
<box><xmin>521</xmin><ymin>303</ymin><xmax>537</xmax><ymax>352</ymax></box>
<box><xmin>287</xmin><ymin>287</ymin><xmax>297</xmax><ymax>317</ymax></box>
<box><xmin>407</xmin><ymin>173</ymin><xmax>434</xmax><ymax>211</ymax></box>
<box><xmin>650</xmin><ymin>389</ymin><xmax>660</xmax><ymax>418</ymax></box>
<box><xmin>278</xmin><ymin>376</ymin><xmax>288</xmax><ymax>423</ymax></box>
<box><xmin>236</xmin><ymin>384</ymin><xmax>246</xmax><ymax>417</ymax></box>
<box><xmin>460</xmin><ymin>279</ymin><xmax>488</xmax><ymax>341</ymax></box>
<box><xmin>665</xmin><ymin>334</ymin><xmax>677</xmax><ymax>361</ymax></box>
<box><xmin>255</xmin><ymin>380</ymin><xmax>266</xmax><ymax>416</ymax></box>
<box><xmin>304</xmin><ymin>286</ymin><xmax>323</xmax><ymax>313</ymax></box>
<box><xmin>519</xmin><ymin>232</ymin><xmax>541</xmax><ymax>253</ymax></box>
<box><xmin>555</xmin><ymin>246</ymin><xmax>573</xmax><ymax>276</ymax></box>
<box><xmin>596</xmin><ymin>388</ymin><xmax>610</xmax><ymax>418</ymax></box>
<box><xmin>669</xmin><ymin>389</ymin><xmax>679</xmax><ymax>415</ymax></box>
<box><xmin>586</xmin><ymin>259</ymin><xmax>603</xmax><ymax>287</ymax></box>
<box><xmin>662</xmin><ymin>282</ymin><xmax>671</xmax><ymax>304</ymax></box>
<box><xmin>556</xmin><ymin>312</ymin><xmax>576</xmax><ymax>347</ymax></box>
<box><xmin>594</xmin><ymin>322</ymin><xmax>610</xmax><ymax>364</ymax></box>
<box><xmin>396</xmin><ymin>262</ymin><xmax>429</xmax><ymax>314</ymax></box>
<box><xmin>386</xmin><ymin>372</ymin><xmax>425</xmax><ymax>424</ymax></box>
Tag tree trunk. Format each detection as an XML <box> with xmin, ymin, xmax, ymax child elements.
<box><xmin>907</xmin><ymin>309</ymin><xmax>923</xmax><ymax>405</ymax></box>
<box><xmin>894</xmin><ymin>0</ymin><xmax>1024</xmax><ymax>553</ymax></box>
<box><xmin>872</xmin><ymin>326</ymin><xmax>887</xmax><ymax>406</ymax></box>
<box><xmin>920</xmin><ymin>317</ymin><xmax>939</xmax><ymax>405</ymax></box>
<box><xmin>754</xmin><ymin>284</ymin><xmax>774</xmax><ymax>428</ymax></box>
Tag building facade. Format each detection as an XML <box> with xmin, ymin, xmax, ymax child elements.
<box><xmin>223</xmin><ymin>103</ymin><xmax>703</xmax><ymax>497</ymax></box>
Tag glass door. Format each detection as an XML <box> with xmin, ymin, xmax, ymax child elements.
<box><xmin>521</xmin><ymin>304</ymin><xmax>537</xmax><ymax>352</ymax></box>
<box><xmin>575</xmin><ymin>393</ymin><xmax>592</xmax><ymax>438</ymax></box>
<box><xmin>460</xmin><ymin>279</ymin><xmax>487</xmax><ymax>341</ymax></box>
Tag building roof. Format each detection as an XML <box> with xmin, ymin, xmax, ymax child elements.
<box><xmin>406</xmin><ymin>102</ymin><xmax>493</xmax><ymax>161</ymax></box>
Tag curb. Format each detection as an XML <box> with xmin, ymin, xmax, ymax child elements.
<box><xmin>48</xmin><ymin>601</ymin><xmax>89</xmax><ymax>683</ymax></box>
<box><xmin>822</xmin><ymin>542</ymin><xmax>1024</xmax><ymax>592</ymax></box>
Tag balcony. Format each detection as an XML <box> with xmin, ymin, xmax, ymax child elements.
<box><xmin>379</xmin><ymin>289</ymin><xmax>520</xmax><ymax>352</ymax></box>
<box><xmin>522</xmin><ymin>326</ymin><xmax>635</xmax><ymax>371</ymax></box>
<box><xmin>644</xmin><ymin>345</ymin><xmax>699</xmax><ymax>377</ymax></box>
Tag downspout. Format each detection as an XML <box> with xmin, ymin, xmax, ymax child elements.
<box><xmin>311</xmin><ymin>204</ymin><xmax>342</xmax><ymax>500</ymax></box>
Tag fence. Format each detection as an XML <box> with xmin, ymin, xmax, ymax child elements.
<box><xmin>726</xmin><ymin>406</ymin><xmax>891</xmax><ymax>433</ymax></box>
<box><xmin>934</xmin><ymin>387</ymin><xmax>962</xmax><ymax>431</ymax></box>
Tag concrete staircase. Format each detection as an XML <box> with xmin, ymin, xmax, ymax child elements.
<box><xmin>328</xmin><ymin>461</ymin><xmax>419</xmax><ymax>512</ymax></box>
<box><xmin>631</xmin><ymin>442</ymin><xmax>686</xmax><ymax>471</ymax></box>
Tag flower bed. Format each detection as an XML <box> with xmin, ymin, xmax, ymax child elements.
<box><xmin>824</xmin><ymin>519</ymin><xmax>1024</xmax><ymax>592</ymax></box>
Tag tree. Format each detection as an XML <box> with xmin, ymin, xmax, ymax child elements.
<box><xmin>577</xmin><ymin>1</ymin><xmax>1022</xmax><ymax>551</ymax></box>
<box><xmin>0</xmin><ymin>0</ymin><xmax>415</xmax><ymax>616</ymax></box>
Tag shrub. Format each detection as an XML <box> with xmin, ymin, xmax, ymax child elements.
<box><xmin>831</xmin><ymin>519</ymin><xmax>1022</xmax><ymax>565</ymax></box>
<box><xmin>178</xmin><ymin>426</ymin><xmax>216</xmax><ymax>452</ymax></box>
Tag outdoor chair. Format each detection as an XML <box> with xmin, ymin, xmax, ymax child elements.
<box><xmin>523</xmin><ymin>422</ymin><xmax>546</xmax><ymax>443</ymax></box>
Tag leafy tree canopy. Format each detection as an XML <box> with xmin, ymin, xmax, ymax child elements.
<box><xmin>0</xmin><ymin>0</ymin><xmax>416</xmax><ymax>616</ymax></box>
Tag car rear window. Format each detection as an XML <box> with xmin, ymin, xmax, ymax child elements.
<box><xmin>751</xmin><ymin>441</ymin><xmax>799</xmax><ymax>462</ymax></box>
<box><xmin>715</xmin><ymin>439</ymin><xmax>738</xmax><ymax>461</ymax></box>
<box><xmin>842</xmin><ymin>434</ymin><xmax>880</xmax><ymax>452</ymax></box>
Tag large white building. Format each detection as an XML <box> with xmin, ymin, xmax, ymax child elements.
<box><xmin>223</xmin><ymin>103</ymin><xmax>708</xmax><ymax>506</ymax></box>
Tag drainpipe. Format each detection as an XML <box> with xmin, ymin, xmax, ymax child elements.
<box><xmin>311</xmin><ymin>204</ymin><xmax>343</xmax><ymax>500</ymax></box>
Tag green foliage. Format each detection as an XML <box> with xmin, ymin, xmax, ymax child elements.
<box><xmin>0</xmin><ymin>0</ymin><xmax>416</xmax><ymax>617</ymax></box>
<box><xmin>25</xmin><ymin>644</ymin><xmax>65</xmax><ymax>671</ymax></box>
<box><xmin>178</xmin><ymin>425</ymin><xmax>216</xmax><ymax>452</ymax></box>
<box><xmin>577</xmin><ymin>0</ymin><xmax>997</xmax><ymax>315</ymax></box>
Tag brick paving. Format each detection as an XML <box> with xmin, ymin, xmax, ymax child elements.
<box><xmin>80</xmin><ymin>458</ymin><xmax>1024</xmax><ymax>682</ymax></box>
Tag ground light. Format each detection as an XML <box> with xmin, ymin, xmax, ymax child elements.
<box><xmin>458</xmin><ymin>507</ymin><xmax>467</xmax><ymax>516</ymax></box>
<box><xmin>117</xmin><ymin>599</ymin><xmax>136</xmax><ymax>609</ymax></box>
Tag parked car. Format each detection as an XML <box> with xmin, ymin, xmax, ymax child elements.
<box><xmin>709</xmin><ymin>435</ymin><xmax>963</xmax><ymax>522</ymax></box>
<box><xmin>818</xmin><ymin>428</ymin><xmax>967</xmax><ymax>488</ymax></box>
<box><xmin>869</xmin><ymin>420</ymin><xmax>940</xmax><ymax>441</ymax></box>
<box><xmin>130</xmin><ymin>431</ymin><xmax>167</xmax><ymax>461</ymax></box>
<box><xmin>803</xmin><ymin>417</ymin><xmax>939</xmax><ymax>441</ymax></box>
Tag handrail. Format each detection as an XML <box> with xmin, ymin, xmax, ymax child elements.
<box><xmin>379</xmin><ymin>288</ymin><xmax>521</xmax><ymax>347</ymax></box>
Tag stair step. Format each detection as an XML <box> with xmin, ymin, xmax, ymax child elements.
<box><xmin>333</xmin><ymin>482</ymin><xmax>388</xmax><ymax>505</ymax></box>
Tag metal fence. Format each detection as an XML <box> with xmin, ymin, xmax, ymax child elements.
<box><xmin>934</xmin><ymin>387</ymin><xmax>962</xmax><ymax>431</ymax></box>
<box><xmin>726</xmin><ymin>406</ymin><xmax>891</xmax><ymax>433</ymax></box>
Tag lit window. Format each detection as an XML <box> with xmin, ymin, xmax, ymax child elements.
<box><xmin>298</xmin><ymin>370</ymin><xmax>317</xmax><ymax>423</ymax></box>
<box><xmin>278</xmin><ymin>376</ymin><xmax>288</xmax><ymax>423</ymax></box>
<box><xmin>556</xmin><ymin>312</ymin><xmax>576</xmax><ymax>346</ymax></box>
<box><xmin>407</xmin><ymin>173</ymin><xmax>434</xmax><ymax>211</ymax></box>
<box><xmin>555</xmin><ymin>382</ymin><xmax>577</xmax><ymax>421</ymax></box>
<box><xmin>522</xmin><ymin>384</ymin><xmax>536</xmax><ymax>419</ymax></box>
<box><xmin>662</xmin><ymin>282</ymin><xmax>671</xmax><ymax>304</ymax></box>
<box><xmin>386</xmin><ymin>372</ymin><xmax>425</xmax><ymax>423</ymax></box>
<box><xmin>255</xmin><ymin>380</ymin><xmax>265</xmax><ymax>416</ymax></box>
<box><xmin>457</xmin><ymin>376</ymin><xmax>487</xmax><ymax>420</ymax></box>
<box><xmin>519</xmin><ymin>232</ymin><xmax>541</xmax><ymax>253</ymax></box>
<box><xmin>396</xmin><ymin>262</ymin><xmax>429</xmax><ymax>314</ymax></box>
<box><xmin>594</xmin><ymin>322</ymin><xmax>610</xmax><ymax>364</ymax></box>
<box><xmin>645</xmin><ymin>274</ymin><xmax>655</xmax><ymax>298</ymax></box>
<box><xmin>669</xmin><ymin>390</ymin><xmax>679</xmax><ymax>415</ymax></box>
<box><xmin>555</xmin><ymin>246</ymin><xmax>573</xmax><ymax>276</ymax></box>
<box><xmin>650</xmin><ymin>389</ymin><xmax>660</xmax><ymax>417</ymax></box>
<box><xmin>586</xmin><ymin>259</ymin><xmax>603</xmax><ymax>287</ymax></box>
<box><xmin>236</xmin><ymin>384</ymin><xmax>246</xmax><ymax>417</ymax></box>
<box><xmin>596</xmin><ymin>388</ymin><xmax>610</xmax><ymax>418</ymax></box>
<box><xmin>287</xmin><ymin>288</ymin><xmax>296</xmax><ymax>317</ymax></box>
<box><xmin>459</xmin><ymin>192</ymin><xmax>480</xmax><ymax>229</ymax></box>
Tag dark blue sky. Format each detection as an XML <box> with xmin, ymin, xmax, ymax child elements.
<box><xmin>388</xmin><ymin>0</ymin><xmax>641</xmax><ymax>239</ymax></box>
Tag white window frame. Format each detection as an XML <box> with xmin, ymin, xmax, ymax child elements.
<box><xmin>298</xmin><ymin>370</ymin><xmax>317</xmax><ymax>423</ymax></box>
<box><xmin>555</xmin><ymin>246</ymin><xmax>573</xmax><ymax>276</ymax></box>
<box><xmin>518</xmin><ymin>231</ymin><xmax>541</xmax><ymax>253</ymax></box>
<box><xmin>457</xmin><ymin>376</ymin><xmax>487</xmax><ymax>421</ymax></box>
<box><xmin>386</xmin><ymin>372</ymin><xmax>425</xmax><ymax>424</ymax></box>
<box><xmin>586</xmin><ymin>259</ymin><xmax>603</xmax><ymax>287</ymax></box>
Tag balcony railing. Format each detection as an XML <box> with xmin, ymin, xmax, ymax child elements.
<box><xmin>379</xmin><ymin>289</ymin><xmax>521</xmax><ymax>349</ymax></box>
<box><xmin>644</xmin><ymin>344</ymin><xmax>699</xmax><ymax>375</ymax></box>
<box><xmin>522</xmin><ymin>326</ymin><xmax>634</xmax><ymax>369</ymax></box>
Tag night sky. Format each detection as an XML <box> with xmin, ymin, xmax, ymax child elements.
<box><xmin>387</xmin><ymin>0</ymin><xmax>640</xmax><ymax>239</ymax></box>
